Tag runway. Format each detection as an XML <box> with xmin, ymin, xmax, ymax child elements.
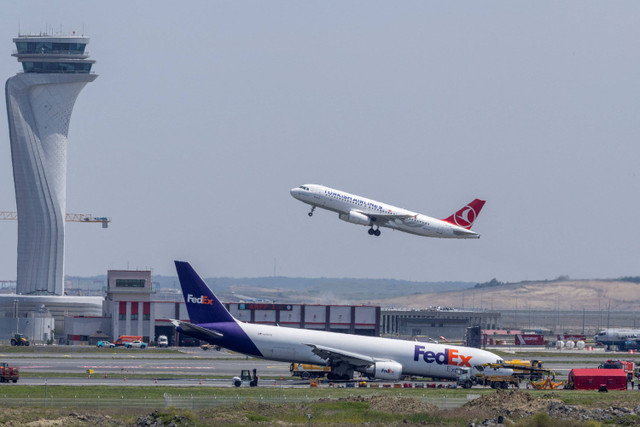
<box><xmin>0</xmin><ymin>346</ymin><xmax>614</xmax><ymax>388</ymax></box>
<box><xmin>0</xmin><ymin>347</ymin><xmax>292</xmax><ymax>382</ymax></box>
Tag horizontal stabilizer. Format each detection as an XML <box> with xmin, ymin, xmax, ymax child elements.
<box><xmin>171</xmin><ymin>319</ymin><xmax>223</xmax><ymax>339</ymax></box>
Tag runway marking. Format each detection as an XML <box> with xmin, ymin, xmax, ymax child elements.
<box><xmin>16</xmin><ymin>366</ymin><xmax>53</xmax><ymax>369</ymax></box>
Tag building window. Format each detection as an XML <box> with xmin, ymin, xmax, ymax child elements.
<box><xmin>115</xmin><ymin>279</ymin><xmax>145</xmax><ymax>288</ymax></box>
<box><xmin>131</xmin><ymin>314</ymin><xmax>138</xmax><ymax>321</ymax></box>
<box><xmin>119</xmin><ymin>314</ymin><xmax>126</xmax><ymax>320</ymax></box>
<box><xmin>143</xmin><ymin>314</ymin><xmax>150</xmax><ymax>321</ymax></box>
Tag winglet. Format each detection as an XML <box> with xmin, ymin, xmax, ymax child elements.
<box><xmin>174</xmin><ymin>261</ymin><xmax>235</xmax><ymax>324</ymax></box>
<box><xmin>441</xmin><ymin>199</ymin><xmax>486</xmax><ymax>230</ymax></box>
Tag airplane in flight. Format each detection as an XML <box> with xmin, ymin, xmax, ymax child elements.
<box><xmin>171</xmin><ymin>261</ymin><xmax>503</xmax><ymax>381</ymax></box>
<box><xmin>290</xmin><ymin>184</ymin><xmax>485</xmax><ymax>238</ymax></box>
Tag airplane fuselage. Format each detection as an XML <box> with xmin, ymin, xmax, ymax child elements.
<box><xmin>290</xmin><ymin>184</ymin><xmax>481</xmax><ymax>238</ymax></box>
<box><xmin>192</xmin><ymin>320</ymin><xmax>501</xmax><ymax>380</ymax></box>
<box><xmin>595</xmin><ymin>329</ymin><xmax>640</xmax><ymax>347</ymax></box>
<box><xmin>174</xmin><ymin>261</ymin><xmax>500</xmax><ymax>381</ymax></box>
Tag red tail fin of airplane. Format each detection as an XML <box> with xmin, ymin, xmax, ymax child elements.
<box><xmin>441</xmin><ymin>199</ymin><xmax>486</xmax><ymax>230</ymax></box>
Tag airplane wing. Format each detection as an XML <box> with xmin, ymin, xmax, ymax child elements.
<box><xmin>305</xmin><ymin>343</ymin><xmax>376</xmax><ymax>367</ymax></box>
<box><xmin>352</xmin><ymin>210</ymin><xmax>416</xmax><ymax>226</ymax></box>
<box><xmin>171</xmin><ymin>319</ymin><xmax>223</xmax><ymax>340</ymax></box>
<box><xmin>354</xmin><ymin>210</ymin><xmax>414</xmax><ymax>221</ymax></box>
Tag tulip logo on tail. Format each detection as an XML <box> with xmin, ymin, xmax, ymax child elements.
<box><xmin>413</xmin><ymin>345</ymin><xmax>472</xmax><ymax>367</ymax></box>
<box><xmin>187</xmin><ymin>294</ymin><xmax>214</xmax><ymax>305</ymax></box>
<box><xmin>454</xmin><ymin>206</ymin><xmax>477</xmax><ymax>228</ymax></box>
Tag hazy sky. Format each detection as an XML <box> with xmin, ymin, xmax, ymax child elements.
<box><xmin>1</xmin><ymin>2</ymin><xmax>639</xmax><ymax>283</ymax></box>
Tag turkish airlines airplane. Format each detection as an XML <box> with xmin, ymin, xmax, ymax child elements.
<box><xmin>172</xmin><ymin>261</ymin><xmax>503</xmax><ymax>381</ymax></box>
<box><xmin>290</xmin><ymin>184</ymin><xmax>485</xmax><ymax>238</ymax></box>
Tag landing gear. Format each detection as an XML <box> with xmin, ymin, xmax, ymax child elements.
<box><xmin>368</xmin><ymin>227</ymin><xmax>381</xmax><ymax>236</ymax></box>
<box><xmin>308</xmin><ymin>206</ymin><xmax>316</xmax><ymax>217</ymax></box>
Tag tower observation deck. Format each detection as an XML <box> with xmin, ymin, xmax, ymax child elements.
<box><xmin>6</xmin><ymin>34</ymin><xmax>97</xmax><ymax>295</ymax></box>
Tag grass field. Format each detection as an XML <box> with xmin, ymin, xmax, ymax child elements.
<box><xmin>0</xmin><ymin>385</ymin><xmax>637</xmax><ymax>426</ymax></box>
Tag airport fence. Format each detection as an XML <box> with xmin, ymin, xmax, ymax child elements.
<box><xmin>0</xmin><ymin>392</ymin><xmax>479</xmax><ymax>410</ymax></box>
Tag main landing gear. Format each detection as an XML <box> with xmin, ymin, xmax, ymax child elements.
<box><xmin>308</xmin><ymin>206</ymin><xmax>316</xmax><ymax>217</ymax></box>
<box><xmin>368</xmin><ymin>227</ymin><xmax>381</xmax><ymax>237</ymax></box>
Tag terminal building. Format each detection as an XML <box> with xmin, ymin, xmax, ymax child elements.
<box><xmin>63</xmin><ymin>270</ymin><xmax>496</xmax><ymax>346</ymax></box>
<box><xmin>381</xmin><ymin>308</ymin><xmax>501</xmax><ymax>341</ymax></box>
<box><xmin>64</xmin><ymin>270</ymin><xmax>381</xmax><ymax>345</ymax></box>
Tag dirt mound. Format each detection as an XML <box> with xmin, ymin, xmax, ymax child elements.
<box><xmin>464</xmin><ymin>389</ymin><xmax>562</xmax><ymax>417</ymax></box>
<box><xmin>338</xmin><ymin>395</ymin><xmax>438</xmax><ymax>414</ymax></box>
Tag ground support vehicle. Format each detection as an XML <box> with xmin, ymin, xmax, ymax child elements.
<box><xmin>10</xmin><ymin>334</ymin><xmax>29</xmax><ymax>346</ymax></box>
<box><xmin>125</xmin><ymin>340</ymin><xmax>147</xmax><ymax>349</ymax></box>
<box><xmin>233</xmin><ymin>369</ymin><xmax>258</xmax><ymax>387</ymax></box>
<box><xmin>157</xmin><ymin>335</ymin><xmax>168</xmax><ymax>347</ymax></box>
<box><xmin>96</xmin><ymin>341</ymin><xmax>116</xmax><ymax>348</ymax></box>
<box><xmin>600</xmin><ymin>360</ymin><xmax>634</xmax><ymax>381</ymax></box>
<box><xmin>0</xmin><ymin>363</ymin><xmax>19</xmax><ymax>383</ymax></box>
<box><xmin>114</xmin><ymin>335</ymin><xmax>142</xmax><ymax>346</ymax></box>
<box><xmin>504</xmin><ymin>359</ymin><xmax>549</xmax><ymax>381</ymax></box>
<box><xmin>290</xmin><ymin>363</ymin><xmax>331</xmax><ymax>379</ymax></box>
<box><xmin>530</xmin><ymin>377</ymin><xmax>563</xmax><ymax>390</ymax></box>
<box><xmin>201</xmin><ymin>344</ymin><xmax>221</xmax><ymax>351</ymax></box>
<box><xmin>456</xmin><ymin>364</ymin><xmax>521</xmax><ymax>389</ymax></box>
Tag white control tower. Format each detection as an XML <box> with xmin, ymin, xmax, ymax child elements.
<box><xmin>6</xmin><ymin>34</ymin><xmax>97</xmax><ymax>295</ymax></box>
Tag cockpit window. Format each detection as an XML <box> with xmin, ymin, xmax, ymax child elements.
<box><xmin>299</xmin><ymin>186</ymin><xmax>309</xmax><ymax>191</ymax></box>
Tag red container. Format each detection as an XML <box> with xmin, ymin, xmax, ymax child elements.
<box><xmin>568</xmin><ymin>369</ymin><xmax>627</xmax><ymax>390</ymax></box>
<box><xmin>514</xmin><ymin>334</ymin><xmax>544</xmax><ymax>345</ymax></box>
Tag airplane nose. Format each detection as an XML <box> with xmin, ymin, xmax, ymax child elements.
<box><xmin>290</xmin><ymin>188</ymin><xmax>300</xmax><ymax>198</ymax></box>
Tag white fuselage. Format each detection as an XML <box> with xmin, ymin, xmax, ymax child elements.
<box><xmin>290</xmin><ymin>184</ymin><xmax>479</xmax><ymax>238</ymax></box>
<box><xmin>237</xmin><ymin>321</ymin><xmax>501</xmax><ymax>379</ymax></box>
<box><xmin>595</xmin><ymin>329</ymin><xmax>640</xmax><ymax>345</ymax></box>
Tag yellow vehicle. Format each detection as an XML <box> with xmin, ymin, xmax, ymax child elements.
<box><xmin>290</xmin><ymin>363</ymin><xmax>331</xmax><ymax>379</ymax></box>
<box><xmin>10</xmin><ymin>334</ymin><xmax>29</xmax><ymax>346</ymax></box>
<box><xmin>503</xmin><ymin>359</ymin><xmax>546</xmax><ymax>381</ymax></box>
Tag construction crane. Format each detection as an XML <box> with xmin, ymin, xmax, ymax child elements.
<box><xmin>0</xmin><ymin>212</ymin><xmax>111</xmax><ymax>228</ymax></box>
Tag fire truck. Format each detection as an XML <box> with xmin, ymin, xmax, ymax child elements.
<box><xmin>0</xmin><ymin>362</ymin><xmax>19</xmax><ymax>383</ymax></box>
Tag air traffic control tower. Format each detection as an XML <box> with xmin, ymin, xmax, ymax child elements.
<box><xmin>6</xmin><ymin>34</ymin><xmax>97</xmax><ymax>295</ymax></box>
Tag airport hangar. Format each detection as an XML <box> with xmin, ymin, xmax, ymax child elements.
<box><xmin>62</xmin><ymin>270</ymin><xmax>502</xmax><ymax>346</ymax></box>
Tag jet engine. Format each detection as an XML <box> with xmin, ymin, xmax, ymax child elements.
<box><xmin>364</xmin><ymin>361</ymin><xmax>402</xmax><ymax>380</ymax></box>
<box><xmin>338</xmin><ymin>211</ymin><xmax>370</xmax><ymax>226</ymax></box>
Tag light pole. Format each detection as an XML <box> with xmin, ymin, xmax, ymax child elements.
<box><xmin>13</xmin><ymin>299</ymin><xmax>19</xmax><ymax>335</ymax></box>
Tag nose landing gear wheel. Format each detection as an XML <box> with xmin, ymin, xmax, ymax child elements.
<box><xmin>308</xmin><ymin>206</ymin><xmax>316</xmax><ymax>217</ymax></box>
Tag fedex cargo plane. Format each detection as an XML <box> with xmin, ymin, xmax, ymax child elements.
<box><xmin>290</xmin><ymin>184</ymin><xmax>485</xmax><ymax>238</ymax></box>
<box><xmin>172</xmin><ymin>261</ymin><xmax>503</xmax><ymax>381</ymax></box>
